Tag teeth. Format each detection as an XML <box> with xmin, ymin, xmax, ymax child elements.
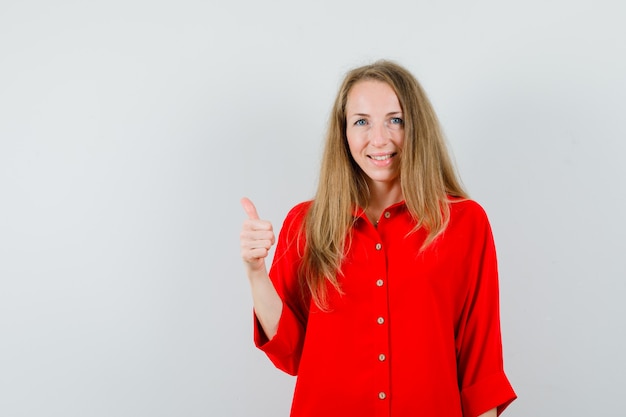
<box><xmin>371</xmin><ymin>154</ymin><xmax>393</xmax><ymax>161</ymax></box>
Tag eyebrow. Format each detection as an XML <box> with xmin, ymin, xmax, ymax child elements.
<box><xmin>349</xmin><ymin>111</ymin><xmax>403</xmax><ymax>118</ymax></box>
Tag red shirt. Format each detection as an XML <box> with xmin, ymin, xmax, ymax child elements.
<box><xmin>254</xmin><ymin>199</ymin><xmax>516</xmax><ymax>417</ymax></box>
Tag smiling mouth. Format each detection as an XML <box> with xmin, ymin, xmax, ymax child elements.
<box><xmin>369</xmin><ymin>153</ymin><xmax>396</xmax><ymax>161</ymax></box>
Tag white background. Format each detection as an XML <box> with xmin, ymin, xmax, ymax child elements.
<box><xmin>1</xmin><ymin>0</ymin><xmax>625</xmax><ymax>416</ymax></box>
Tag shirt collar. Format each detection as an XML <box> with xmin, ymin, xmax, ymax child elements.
<box><xmin>352</xmin><ymin>200</ymin><xmax>407</xmax><ymax>219</ymax></box>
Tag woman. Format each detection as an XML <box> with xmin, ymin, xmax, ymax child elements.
<box><xmin>240</xmin><ymin>60</ymin><xmax>516</xmax><ymax>416</ymax></box>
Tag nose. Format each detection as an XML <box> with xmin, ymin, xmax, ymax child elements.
<box><xmin>369</xmin><ymin>121</ymin><xmax>391</xmax><ymax>147</ymax></box>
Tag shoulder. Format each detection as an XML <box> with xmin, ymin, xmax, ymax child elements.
<box><xmin>286</xmin><ymin>200</ymin><xmax>313</xmax><ymax>218</ymax></box>
<box><xmin>447</xmin><ymin>198</ymin><xmax>492</xmax><ymax>233</ymax></box>
<box><xmin>442</xmin><ymin>198</ymin><xmax>497</xmax><ymax>254</ymax></box>
<box><xmin>279</xmin><ymin>201</ymin><xmax>313</xmax><ymax>238</ymax></box>
<box><xmin>449</xmin><ymin>197</ymin><xmax>488</xmax><ymax>219</ymax></box>
<box><xmin>283</xmin><ymin>201</ymin><xmax>313</xmax><ymax>225</ymax></box>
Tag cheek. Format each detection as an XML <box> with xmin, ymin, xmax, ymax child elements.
<box><xmin>394</xmin><ymin>132</ymin><xmax>405</xmax><ymax>149</ymax></box>
<box><xmin>345</xmin><ymin>132</ymin><xmax>360</xmax><ymax>157</ymax></box>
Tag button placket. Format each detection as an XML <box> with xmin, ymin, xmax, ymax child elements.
<box><xmin>371</xmin><ymin>230</ymin><xmax>390</xmax><ymax>410</ymax></box>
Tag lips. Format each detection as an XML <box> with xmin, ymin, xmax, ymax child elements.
<box><xmin>368</xmin><ymin>153</ymin><xmax>396</xmax><ymax>161</ymax></box>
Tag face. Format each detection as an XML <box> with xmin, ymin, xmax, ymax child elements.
<box><xmin>345</xmin><ymin>80</ymin><xmax>404</xmax><ymax>191</ymax></box>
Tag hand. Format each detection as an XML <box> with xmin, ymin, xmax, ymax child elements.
<box><xmin>240</xmin><ymin>197</ymin><xmax>276</xmax><ymax>274</ymax></box>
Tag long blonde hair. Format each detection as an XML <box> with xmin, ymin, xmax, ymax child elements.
<box><xmin>301</xmin><ymin>60</ymin><xmax>467</xmax><ymax>309</ymax></box>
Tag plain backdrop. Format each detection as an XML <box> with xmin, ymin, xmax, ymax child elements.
<box><xmin>1</xmin><ymin>0</ymin><xmax>625</xmax><ymax>416</ymax></box>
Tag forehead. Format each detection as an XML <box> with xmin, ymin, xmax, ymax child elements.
<box><xmin>346</xmin><ymin>80</ymin><xmax>401</xmax><ymax>113</ymax></box>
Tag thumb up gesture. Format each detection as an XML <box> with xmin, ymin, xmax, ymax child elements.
<box><xmin>240</xmin><ymin>197</ymin><xmax>276</xmax><ymax>274</ymax></box>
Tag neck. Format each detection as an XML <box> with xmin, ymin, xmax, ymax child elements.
<box><xmin>365</xmin><ymin>181</ymin><xmax>403</xmax><ymax>224</ymax></box>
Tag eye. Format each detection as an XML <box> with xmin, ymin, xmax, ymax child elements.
<box><xmin>354</xmin><ymin>119</ymin><xmax>367</xmax><ymax>126</ymax></box>
<box><xmin>389</xmin><ymin>117</ymin><xmax>404</xmax><ymax>126</ymax></box>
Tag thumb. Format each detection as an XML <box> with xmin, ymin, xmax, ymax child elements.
<box><xmin>241</xmin><ymin>197</ymin><xmax>260</xmax><ymax>220</ymax></box>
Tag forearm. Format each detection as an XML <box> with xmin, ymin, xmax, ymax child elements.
<box><xmin>248</xmin><ymin>268</ymin><xmax>283</xmax><ymax>340</ymax></box>
<box><xmin>477</xmin><ymin>408</ymin><xmax>497</xmax><ymax>417</ymax></box>
<box><xmin>240</xmin><ymin>197</ymin><xmax>282</xmax><ymax>339</ymax></box>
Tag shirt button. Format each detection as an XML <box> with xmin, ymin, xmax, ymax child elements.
<box><xmin>376</xmin><ymin>279</ymin><xmax>384</xmax><ymax>287</ymax></box>
<box><xmin>375</xmin><ymin>243</ymin><xmax>382</xmax><ymax>250</ymax></box>
<box><xmin>384</xmin><ymin>211</ymin><xmax>391</xmax><ymax>219</ymax></box>
<box><xmin>378</xmin><ymin>392</ymin><xmax>387</xmax><ymax>400</ymax></box>
<box><xmin>378</xmin><ymin>353</ymin><xmax>386</xmax><ymax>361</ymax></box>
<box><xmin>377</xmin><ymin>317</ymin><xmax>385</xmax><ymax>325</ymax></box>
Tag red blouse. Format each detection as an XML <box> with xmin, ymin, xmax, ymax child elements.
<box><xmin>254</xmin><ymin>199</ymin><xmax>516</xmax><ymax>417</ymax></box>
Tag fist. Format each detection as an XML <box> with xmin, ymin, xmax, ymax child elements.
<box><xmin>240</xmin><ymin>197</ymin><xmax>275</xmax><ymax>272</ymax></box>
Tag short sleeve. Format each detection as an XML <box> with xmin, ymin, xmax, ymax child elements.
<box><xmin>455</xmin><ymin>203</ymin><xmax>517</xmax><ymax>416</ymax></box>
<box><xmin>253</xmin><ymin>202</ymin><xmax>311</xmax><ymax>376</ymax></box>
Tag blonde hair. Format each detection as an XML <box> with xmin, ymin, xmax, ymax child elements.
<box><xmin>301</xmin><ymin>60</ymin><xmax>467</xmax><ymax>309</ymax></box>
